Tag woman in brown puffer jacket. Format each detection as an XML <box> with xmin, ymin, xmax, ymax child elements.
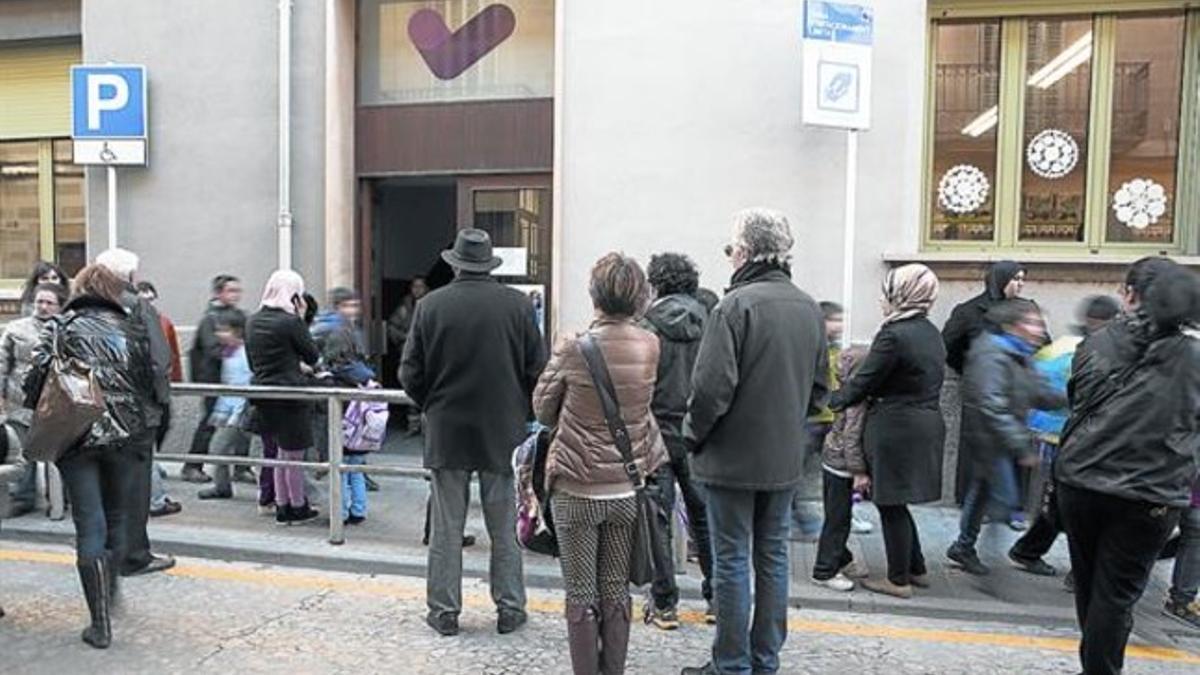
<box><xmin>533</xmin><ymin>252</ymin><xmax>668</xmax><ymax>675</ymax></box>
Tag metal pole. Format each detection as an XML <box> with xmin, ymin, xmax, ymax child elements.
<box><xmin>327</xmin><ymin>397</ymin><xmax>345</xmax><ymax>545</ymax></box>
<box><xmin>107</xmin><ymin>165</ymin><xmax>117</xmax><ymax>249</ymax></box>
<box><xmin>277</xmin><ymin>0</ymin><xmax>293</xmax><ymax>270</ymax></box>
<box><xmin>841</xmin><ymin>129</ymin><xmax>858</xmax><ymax>348</ymax></box>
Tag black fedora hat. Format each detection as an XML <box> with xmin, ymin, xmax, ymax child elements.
<box><xmin>441</xmin><ymin>228</ymin><xmax>503</xmax><ymax>273</ymax></box>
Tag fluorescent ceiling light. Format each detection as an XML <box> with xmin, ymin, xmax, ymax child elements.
<box><xmin>961</xmin><ymin>105</ymin><xmax>999</xmax><ymax>137</ymax></box>
<box><xmin>1027</xmin><ymin>32</ymin><xmax>1093</xmax><ymax>89</ymax></box>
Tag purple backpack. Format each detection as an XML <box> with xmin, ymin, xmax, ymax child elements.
<box><xmin>512</xmin><ymin>427</ymin><xmax>558</xmax><ymax>557</ymax></box>
<box><xmin>342</xmin><ymin>400</ymin><xmax>389</xmax><ymax>452</ymax></box>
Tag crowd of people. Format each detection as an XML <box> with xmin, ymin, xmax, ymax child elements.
<box><xmin>1</xmin><ymin>207</ymin><xmax>1199</xmax><ymax>675</ymax></box>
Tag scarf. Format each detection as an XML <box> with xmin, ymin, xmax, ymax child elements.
<box><xmin>728</xmin><ymin>259</ymin><xmax>791</xmax><ymax>291</ymax></box>
<box><xmin>991</xmin><ymin>331</ymin><xmax>1036</xmax><ymax>358</ymax></box>
<box><xmin>260</xmin><ymin>270</ymin><xmax>306</xmax><ymax>315</ymax></box>
<box><xmin>880</xmin><ymin>264</ymin><xmax>939</xmax><ymax>326</ymax></box>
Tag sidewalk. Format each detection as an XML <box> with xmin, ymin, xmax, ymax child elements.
<box><xmin>3</xmin><ymin>426</ymin><xmax>1197</xmax><ymax>655</ymax></box>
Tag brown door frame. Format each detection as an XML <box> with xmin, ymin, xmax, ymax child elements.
<box><xmin>455</xmin><ymin>173</ymin><xmax>553</xmax><ymax>228</ymax></box>
<box><xmin>356</xmin><ymin>178</ymin><xmax>384</xmax><ymax>357</ymax></box>
<box><xmin>456</xmin><ymin>174</ymin><xmax>555</xmax><ymax>341</ymax></box>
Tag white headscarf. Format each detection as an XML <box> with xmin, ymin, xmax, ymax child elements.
<box><xmin>260</xmin><ymin>270</ymin><xmax>306</xmax><ymax>315</ymax></box>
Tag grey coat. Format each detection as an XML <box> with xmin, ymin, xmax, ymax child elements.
<box><xmin>962</xmin><ymin>333</ymin><xmax>1065</xmax><ymax>478</ymax></box>
<box><xmin>0</xmin><ymin>316</ymin><xmax>45</xmax><ymax>426</ymax></box>
<box><xmin>832</xmin><ymin>316</ymin><xmax>946</xmax><ymax>506</ymax></box>
<box><xmin>0</xmin><ymin>422</ymin><xmax>25</xmax><ymax>518</ymax></box>
<box><xmin>683</xmin><ymin>265</ymin><xmax>828</xmax><ymax>491</ymax></box>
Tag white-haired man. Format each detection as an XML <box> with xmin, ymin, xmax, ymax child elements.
<box><xmin>95</xmin><ymin>248</ymin><xmax>176</xmax><ymax>577</ymax></box>
<box><xmin>681</xmin><ymin>209</ymin><xmax>828</xmax><ymax>675</ymax></box>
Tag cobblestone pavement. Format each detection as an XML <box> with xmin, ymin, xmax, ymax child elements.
<box><xmin>1</xmin><ymin>543</ymin><xmax>1196</xmax><ymax>675</ymax></box>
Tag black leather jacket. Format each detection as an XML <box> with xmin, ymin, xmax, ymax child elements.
<box><xmin>23</xmin><ymin>295</ymin><xmax>156</xmax><ymax>454</ymax></box>
<box><xmin>1057</xmin><ymin>314</ymin><xmax>1200</xmax><ymax>507</ymax></box>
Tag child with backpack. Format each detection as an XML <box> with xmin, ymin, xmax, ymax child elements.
<box><xmin>811</xmin><ymin>345</ymin><xmax>870</xmax><ymax>591</ymax></box>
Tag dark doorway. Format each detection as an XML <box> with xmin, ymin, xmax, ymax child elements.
<box><xmin>374</xmin><ymin>179</ymin><xmax>457</xmax><ymax>388</ymax></box>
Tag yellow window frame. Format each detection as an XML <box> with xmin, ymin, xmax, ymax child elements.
<box><xmin>922</xmin><ymin>6</ymin><xmax>1200</xmax><ymax>255</ymax></box>
<box><xmin>1</xmin><ymin>138</ymin><xmax>71</xmax><ymax>291</ymax></box>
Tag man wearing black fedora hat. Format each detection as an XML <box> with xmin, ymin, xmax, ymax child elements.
<box><xmin>400</xmin><ymin>228</ymin><xmax>547</xmax><ymax>637</ymax></box>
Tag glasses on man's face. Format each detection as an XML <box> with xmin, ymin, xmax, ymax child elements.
<box><xmin>723</xmin><ymin>244</ymin><xmax>734</xmax><ymax>258</ymax></box>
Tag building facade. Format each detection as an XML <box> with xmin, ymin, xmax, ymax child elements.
<box><xmin>1</xmin><ymin>0</ymin><xmax>1199</xmax><ymax>346</ymax></box>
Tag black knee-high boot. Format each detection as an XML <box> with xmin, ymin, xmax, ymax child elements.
<box><xmin>77</xmin><ymin>556</ymin><xmax>112</xmax><ymax>649</ymax></box>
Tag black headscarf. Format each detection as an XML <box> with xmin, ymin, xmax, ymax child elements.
<box><xmin>984</xmin><ymin>260</ymin><xmax>1024</xmax><ymax>301</ymax></box>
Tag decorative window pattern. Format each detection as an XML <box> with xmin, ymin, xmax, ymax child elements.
<box><xmin>926</xmin><ymin>10</ymin><xmax>1194</xmax><ymax>253</ymax></box>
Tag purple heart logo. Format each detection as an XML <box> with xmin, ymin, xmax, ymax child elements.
<box><xmin>408</xmin><ymin>4</ymin><xmax>517</xmax><ymax>81</ymax></box>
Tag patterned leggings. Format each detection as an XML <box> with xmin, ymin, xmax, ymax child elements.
<box><xmin>552</xmin><ymin>492</ymin><xmax>637</xmax><ymax>607</ymax></box>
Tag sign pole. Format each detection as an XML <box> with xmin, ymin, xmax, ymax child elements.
<box><xmin>841</xmin><ymin>129</ymin><xmax>857</xmax><ymax>349</ymax></box>
<box><xmin>107</xmin><ymin>165</ymin><xmax>118</xmax><ymax>249</ymax></box>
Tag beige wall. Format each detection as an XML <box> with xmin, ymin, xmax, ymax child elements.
<box><xmin>553</xmin><ymin>0</ymin><xmax>928</xmax><ymax>340</ymax></box>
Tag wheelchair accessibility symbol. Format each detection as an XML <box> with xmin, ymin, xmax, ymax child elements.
<box><xmin>817</xmin><ymin>60</ymin><xmax>860</xmax><ymax>114</ymax></box>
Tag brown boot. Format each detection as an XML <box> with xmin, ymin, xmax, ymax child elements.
<box><xmin>599</xmin><ymin>597</ymin><xmax>632</xmax><ymax>674</ymax></box>
<box><xmin>566</xmin><ymin>603</ymin><xmax>600</xmax><ymax>675</ymax></box>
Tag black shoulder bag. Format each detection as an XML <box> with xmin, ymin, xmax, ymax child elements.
<box><xmin>577</xmin><ymin>333</ymin><xmax>656</xmax><ymax>586</ymax></box>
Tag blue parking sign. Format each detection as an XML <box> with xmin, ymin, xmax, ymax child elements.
<box><xmin>71</xmin><ymin>65</ymin><xmax>147</xmax><ymax>139</ymax></box>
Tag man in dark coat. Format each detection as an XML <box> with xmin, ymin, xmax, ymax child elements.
<box><xmin>639</xmin><ymin>252</ymin><xmax>714</xmax><ymax>629</ymax></box>
<box><xmin>95</xmin><ymin>248</ymin><xmax>177</xmax><ymax>577</ymax></box>
<box><xmin>400</xmin><ymin>229</ymin><xmax>546</xmax><ymax>638</ymax></box>
<box><xmin>947</xmin><ymin>299</ymin><xmax>1064</xmax><ymax>576</ymax></box>
<box><xmin>182</xmin><ymin>275</ymin><xmax>246</xmax><ymax>483</ymax></box>
<box><xmin>941</xmin><ymin>261</ymin><xmax>1025</xmax><ymax>504</ymax></box>
<box><xmin>681</xmin><ymin>209</ymin><xmax>828</xmax><ymax>675</ymax></box>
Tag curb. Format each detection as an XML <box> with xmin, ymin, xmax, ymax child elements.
<box><xmin>0</xmin><ymin>522</ymin><xmax>1078</xmax><ymax>630</ymax></box>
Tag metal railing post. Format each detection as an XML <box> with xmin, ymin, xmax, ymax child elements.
<box><xmin>328</xmin><ymin>397</ymin><xmax>345</xmax><ymax>545</ymax></box>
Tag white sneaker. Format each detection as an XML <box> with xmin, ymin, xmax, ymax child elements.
<box><xmin>851</xmin><ymin>516</ymin><xmax>874</xmax><ymax>534</ymax></box>
<box><xmin>811</xmin><ymin>574</ymin><xmax>855</xmax><ymax>592</ymax></box>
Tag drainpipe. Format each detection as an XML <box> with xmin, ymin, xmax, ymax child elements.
<box><xmin>277</xmin><ymin>0</ymin><xmax>294</xmax><ymax>270</ymax></box>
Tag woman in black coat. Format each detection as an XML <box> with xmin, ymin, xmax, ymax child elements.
<box><xmin>245</xmin><ymin>270</ymin><xmax>321</xmax><ymax>525</ymax></box>
<box><xmin>832</xmin><ymin>264</ymin><xmax>946</xmax><ymax>599</ymax></box>
<box><xmin>22</xmin><ymin>265</ymin><xmax>156</xmax><ymax>649</ymax></box>
<box><xmin>941</xmin><ymin>261</ymin><xmax>1025</xmax><ymax>504</ymax></box>
<box><xmin>1056</xmin><ymin>258</ymin><xmax>1200</xmax><ymax>675</ymax></box>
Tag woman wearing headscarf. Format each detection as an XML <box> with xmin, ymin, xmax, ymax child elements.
<box><xmin>831</xmin><ymin>264</ymin><xmax>946</xmax><ymax>599</ymax></box>
<box><xmin>942</xmin><ymin>261</ymin><xmax>1026</xmax><ymax>504</ymax></box>
<box><xmin>1056</xmin><ymin>257</ymin><xmax>1200</xmax><ymax>675</ymax></box>
<box><xmin>245</xmin><ymin>270</ymin><xmax>321</xmax><ymax>524</ymax></box>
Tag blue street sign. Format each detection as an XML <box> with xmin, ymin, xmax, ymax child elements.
<box><xmin>803</xmin><ymin>1</ymin><xmax>874</xmax><ymax>46</ymax></box>
<box><xmin>71</xmin><ymin>65</ymin><xmax>147</xmax><ymax>139</ymax></box>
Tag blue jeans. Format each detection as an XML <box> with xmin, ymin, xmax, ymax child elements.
<box><xmin>706</xmin><ymin>485</ymin><xmax>794</xmax><ymax>674</ymax></box>
<box><xmin>58</xmin><ymin>450</ymin><xmax>134</xmax><ymax>562</ymax></box>
<box><xmin>955</xmin><ymin>457</ymin><xmax>1020</xmax><ymax>552</ymax></box>
<box><xmin>341</xmin><ymin>453</ymin><xmax>368</xmax><ymax>520</ymax></box>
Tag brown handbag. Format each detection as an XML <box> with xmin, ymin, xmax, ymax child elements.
<box><xmin>24</xmin><ymin>321</ymin><xmax>106</xmax><ymax>463</ymax></box>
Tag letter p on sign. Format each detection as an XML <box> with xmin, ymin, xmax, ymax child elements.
<box><xmin>71</xmin><ymin>65</ymin><xmax>147</xmax><ymax>139</ymax></box>
<box><xmin>86</xmin><ymin>74</ymin><xmax>129</xmax><ymax>130</ymax></box>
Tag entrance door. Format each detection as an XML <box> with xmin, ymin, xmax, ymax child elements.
<box><xmin>457</xmin><ymin>175</ymin><xmax>553</xmax><ymax>339</ymax></box>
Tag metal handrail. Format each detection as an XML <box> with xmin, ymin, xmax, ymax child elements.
<box><xmin>161</xmin><ymin>382</ymin><xmax>422</xmax><ymax>545</ymax></box>
<box><xmin>171</xmin><ymin>382</ymin><xmax>413</xmax><ymax>404</ymax></box>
